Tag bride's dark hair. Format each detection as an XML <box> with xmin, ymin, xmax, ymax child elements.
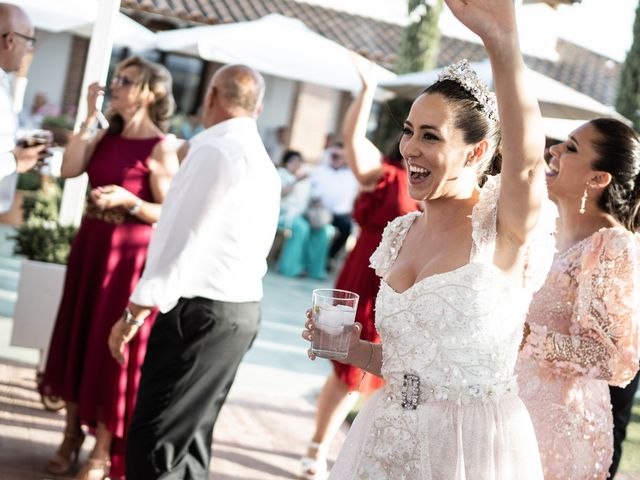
<box><xmin>422</xmin><ymin>79</ymin><xmax>502</xmax><ymax>183</ymax></box>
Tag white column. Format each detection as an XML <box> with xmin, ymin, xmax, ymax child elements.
<box><xmin>59</xmin><ymin>0</ymin><xmax>121</xmax><ymax>227</ymax></box>
<box><xmin>11</xmin><ymin>52</ymin><xmax>33</xmax><ymax>116</ymax></box>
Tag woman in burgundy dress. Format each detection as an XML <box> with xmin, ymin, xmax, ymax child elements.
<box><xmin>301</xmin><ymin>59</ymin><xmax>418</xmax><ymax>480</ymax></box>
<box><xmin>41</xmin><ymin>56</ymin><xmax>178</xmax><ymax>479</ymax></box>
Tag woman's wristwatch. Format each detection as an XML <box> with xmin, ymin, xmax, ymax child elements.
<box><xmin>123</xmin><ymin>307</ymin><xmax>145</xmax><ymax>327</ymax></box>
<box><xmin>128</xmin><ymin>198</ymin><xmax>143</xmax><ymax>216</ymax></box>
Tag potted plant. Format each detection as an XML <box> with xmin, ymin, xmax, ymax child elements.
<box><xmin>41</xmin><ymin>106</ymin><xmax>75</xmax><ymax>146</ymax></box>
<box><xmin>10</xmin><ymin>180</ymin><xmax>77</xmax><ymax>377</ymax></box>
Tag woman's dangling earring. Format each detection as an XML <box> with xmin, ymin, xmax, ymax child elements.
<box><xmin>579</xmin><ymin>186</ymin><xmax>588</xmax><ymax>215</ymax></box>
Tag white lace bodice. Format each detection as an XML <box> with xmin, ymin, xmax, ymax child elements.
<box><xmin>328</xmin><ymin>177</ymin><xmax>554</xmax><ymax>479</ymax></box>
<box><xmin>370</xmin><ymin>175</ymin><xmax>557</xmax><ymax>401</ymax></box>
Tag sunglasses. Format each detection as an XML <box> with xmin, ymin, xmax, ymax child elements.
<box><xmin>111</xmin><ymin>74</ymin><xmax>137</xmax><ymax>88</ymax></box>
<box><xmin>2</xmin><ymin>31</ymin><xmax>36</xmax><ymax>48</ymax></box>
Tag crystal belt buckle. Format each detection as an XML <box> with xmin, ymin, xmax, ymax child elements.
<box><xmin>401</xmin><ymin>373</ymin><xmax>420</xmax><ymax>410</ymax></box>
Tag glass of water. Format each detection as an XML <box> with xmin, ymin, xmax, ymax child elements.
<box><xmin>311</xmin><ymin>288</ymin><xmax>359</xmax><ymax>359</ymax></box>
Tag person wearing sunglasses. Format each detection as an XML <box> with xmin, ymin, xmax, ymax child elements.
<box><xmin>40</xmin><ymin>56</ymin><xmax>179</xmax><ymax>479</ymax></box>
<box><xmin>0</xmin><ymin>3</ymin><xmax>45</xmax><ymax>213</ymax></box>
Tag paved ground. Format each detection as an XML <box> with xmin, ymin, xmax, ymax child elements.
<box><xmin>0</xmin><ymin>225</ymin><xmax>638</xmax><ymax>480</ymax></box>
<box><xmin>0</xmin><ymin>222</ymin><xmax>347</xmax><ymax>480</ymax></box>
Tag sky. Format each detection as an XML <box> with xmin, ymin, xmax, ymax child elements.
<box><xmin>300</xmin><ymin>0</ymin><xmax>637</xmax><ymax>62</ymax></box>
<box><xmin>554</xmin><ymin>0</ymin><xmax>636</xmax><ymax>62</ymax></box>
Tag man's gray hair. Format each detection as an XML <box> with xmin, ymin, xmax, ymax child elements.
<box><xmin>214</xmin><ymin>64</ymin><xmax>265</xmax><ymax>114</ymax></box>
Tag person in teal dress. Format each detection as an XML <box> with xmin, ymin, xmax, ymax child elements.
<box><xmin>277</xmin><ymin>150</ymin><xmax>334</xmax><ymax>279</ymax></box>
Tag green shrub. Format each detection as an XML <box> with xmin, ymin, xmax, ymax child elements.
<box><xmin>41</xmin><ymin>113</ymin><xmax>75</xmax><ymax>131</ymax></box>
<box><xmin>11</xmin><ymin>183</ymin><xmax>77</xmax><ymax>264</ymax></box>
<box><xmin>16</xmin><ymin>171</ymin><xmax>41</xmax><ymax>191</ymax></box>
<box><xmin>12</xmin><ymin>219</ymin><xmax>76</xmax><ymax>264</ymax></box>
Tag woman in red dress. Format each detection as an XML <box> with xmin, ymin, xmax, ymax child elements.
<box><xmin>41</xmin><ymin>56</ymin><xmax>179</xmax><ymax>479</ymax></box>
<box><xmin>301</xmin><ymin>60</ymin><xmax>418</xmax><ymax>480</ymax></box>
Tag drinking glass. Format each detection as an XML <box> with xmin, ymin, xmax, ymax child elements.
<box><xmin>18</xmin><ymin>129</ymin><xmax>52</xmax><ymax>147</ymax></box>
<box><xmin>311</xmin><ymin>288</ymin><xmax>359</xmax><ymax>359</ymax></box>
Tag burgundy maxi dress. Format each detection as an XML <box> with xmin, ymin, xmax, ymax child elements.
<box><xmin>41</xmin><ymin>134</ymin><xmax>162</xmax><ymax>477</ymax></box>
<box><xmin>332</xmin><ymin>159</ymin><xmax>418</xmax><ymax>392</ymax></box>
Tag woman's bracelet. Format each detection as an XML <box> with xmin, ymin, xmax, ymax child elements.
<box><xmin>128</xmin><ymin>198</ymin><xmax>143</xmax><ymax>216</ymax></box>
<box><xmin>77</xmin><ymin>119</ymin><xmax>98</xmax><ymax>139</ymax></box>
<box><xmin>354</xmin><ymin>341</ymin><xmax>375</xmax><ymax>392</ymax></box>
<box><xmin>79</xmin><ymin>117</ymin><xmax>96</xmax><ymax>131</ymax></box>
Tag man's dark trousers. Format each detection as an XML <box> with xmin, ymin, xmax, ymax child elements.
<box><xmin>609</xmin><ymin>369</ymin><xmax>640</xmax><ymax>478</ymax></box>
<box><xmin>126</xmin><ymin>296</ymin><xmax>260</xmax><ymax>479</ymax></box>
<box><xmin>330</xmin><ymin>213</ymin><xmax>352</xmax><ymax>259</ymax></box>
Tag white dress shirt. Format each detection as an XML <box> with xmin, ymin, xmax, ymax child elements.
<box><xmin>130</xmin><ymin>117</ymin><xmax>281</xmax><ymax>313</ymax></box>
<box><xmin>310</xmin><ymin>165</ymin><xmax>358</xmax><ymax>215</ymax></box>
<box><xmin>0</xmin><ymin>68</ymin><xmax>19</xmax><ymax>213</ymax></box>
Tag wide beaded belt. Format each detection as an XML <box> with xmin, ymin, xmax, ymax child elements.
<box><xmin>384</xmin><ymin>374</ymin><xmax>519</xmax><ymax>410</ymax></box>
<box><xmin>85</xmin><ymin>203</ymin><xmax>126</xmax><ymax>225</ymax></box>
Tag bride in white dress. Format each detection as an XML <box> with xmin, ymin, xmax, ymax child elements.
<box><xmin>303</xmin><ymin>1</ymin><xmax>556</xmax><ymax>479</ymax></box>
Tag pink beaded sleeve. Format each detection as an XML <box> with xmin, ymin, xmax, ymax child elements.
<box><xmin>525</xmin><ymin>229</ymin><xmax>640</xmax><ymax>386</ymax></box>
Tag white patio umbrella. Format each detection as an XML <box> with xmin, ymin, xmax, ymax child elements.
<box><xmin>380</xmin><ymin>59</ymin><xmax>493</xmax><ymax>98</ymax></box>
<box><xmin>540</xmin><ymin>117</ymin><xmax>586</xmax><ymax>141</ymax></box>
<box><xmin>5</xmin><ymin>0</ymin><xmax>99</xmax><ymax>32</ymax></box>
<box><xmin>154</xmin><ymin>14</ymin><xmax>396</xmax><ymax>92</ymax></box>
<box><xmin>528</xmin><ymin>69</ymin><xmax>620</xmax><ymax>121</ymax></box>
<box><xmin>379</xmin><ymin>58</ymin><xmax>625</xmax><ymax>122</ymax></box>
<box><xmin>71</xmin><ymin>12</ymin><xmax>156</xmax><ymax>51</ymax></box>
<box><xmin>6</xmin><ymin>0</ymin><xmax>154</xmax><ymax>51</ymax></box>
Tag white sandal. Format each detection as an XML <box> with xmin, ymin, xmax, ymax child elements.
<box><xmin>300</xmin><ymin>441</ymin><xmax>328</xmax><ymax>480</ymax></box>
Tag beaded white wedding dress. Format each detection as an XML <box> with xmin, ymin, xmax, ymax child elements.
<box><xmin>328</xmin><ymin>176</ymin><xmax>556</xmax><ymax>480</ymax></box>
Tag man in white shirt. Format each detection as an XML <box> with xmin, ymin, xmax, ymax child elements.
<box><xmin>310</xmin><ymin>144</ymin><xmax>359</xmax><ymax>262</ymax></box>
<box><xmin>0</xmin><ymin>4</ymin><xmax>45</xmax><ymax>212</ymax></box>
<box><xmin>107</xmin><ymin>64</ymin><xmax>281</xmax><ymax>478</ymax></box>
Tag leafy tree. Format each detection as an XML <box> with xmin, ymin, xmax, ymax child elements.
<box><xmin>616</xmin><ymin>0</ymin><xmax>640</xmax><ymax>128</ymax></box>
<box><xmin>396</xmin><ymin>0</ymin><xmax>444</xmax><ymax>74</ymax></box>
<box><xmin>374</xmin><ymin>0</ymin><xmax>444</xmax><ymax>150</ymax></box>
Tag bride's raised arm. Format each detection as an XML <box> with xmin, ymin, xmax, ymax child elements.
<box><xmin>446</xmin><ymin>0</ymin><xmax>546</xmax><ymax>246</ymax></box>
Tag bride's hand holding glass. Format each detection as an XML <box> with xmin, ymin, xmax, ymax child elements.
<box><xmin>302</xmin><ymin>308</ymin><xmax>366</xmax><ymax>364</ymax></box>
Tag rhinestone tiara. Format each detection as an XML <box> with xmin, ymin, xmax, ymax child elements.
<box><xmin>437</xmin><ymin>59</ymin><xmax>499</xmax><ymax>122</ymax></box>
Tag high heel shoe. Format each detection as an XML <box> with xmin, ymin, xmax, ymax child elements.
<box><xmin>75</xmin><ymin>456</ymin><xmax>111</xmax><ymax>480</ymax></box>
<box><xmin>46</xmin><ymin>428</ymin><xmax>86</xmax><ymax>475</ymax></box>
<box><xmin>300</xmin><ymin>441</ymin><xmax>328</xmax><ymax>480</ymax></box>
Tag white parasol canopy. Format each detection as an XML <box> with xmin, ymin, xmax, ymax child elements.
<box><xmin>5</xmin><ymin>0</ymin><xmax>154</xmax><ymax>50</ymax></box>
<box><xmin>154</xmin><ymin>14</ymin><xmax>396</xmax><ymax>92</ymax></box>
<box><xmin>379</xmin><ymin>59</ymin><xmax>625</xmax><ymax>124</ymax></box>
<box><xmin>70</xmin><ymin>12</ymin><xmax>156</xmax><ymax>51</ymax></box>
<box><xmin>4</xmin><ymin>0</ymin><xmax>99</xmax><ymax>32</ymax></box>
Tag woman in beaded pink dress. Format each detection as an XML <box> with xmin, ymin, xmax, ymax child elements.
<box><xmin>41</xmin><ymin>56</ymin><xmax>178</xmax><ymax>479</ymax></box>
<box><xmin>516</xmin><ymin>118</ymin><xmax>640</xmax><ymax>480</ymax></box>
<box><xmin>303</xmin><ymin>1</ymin><xmax>557</xmax><ymax>478</ymax></box>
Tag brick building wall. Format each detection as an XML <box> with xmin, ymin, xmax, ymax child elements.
<box><xmin>288</xmin><ymin>83</ymin><xmax>339</xmax><ymax>164</ymax></box>
<box><xmin>61</xmin><ymin>36</ymin><xmax>90</xmax><ymax>115</ymax></box>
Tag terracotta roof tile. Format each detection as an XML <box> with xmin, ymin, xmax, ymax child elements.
<box><xmin>436</xmin><ymin>37</ymin><xmax>487</xmax><ymax>66</ymax></box>
<box><xmin>121</xmin><ymin>0</ymin><xmax>622</xmax><ymax>106</ymax></box>
<box><xmin>122</xmin><ymin>0</ymin><xmax>400</xmax><ymax>64</ymax></box>
<box><xmin>524</xmin><ymin>40</ymin><xmax>621</xmax><ymax>105</ymax></box>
